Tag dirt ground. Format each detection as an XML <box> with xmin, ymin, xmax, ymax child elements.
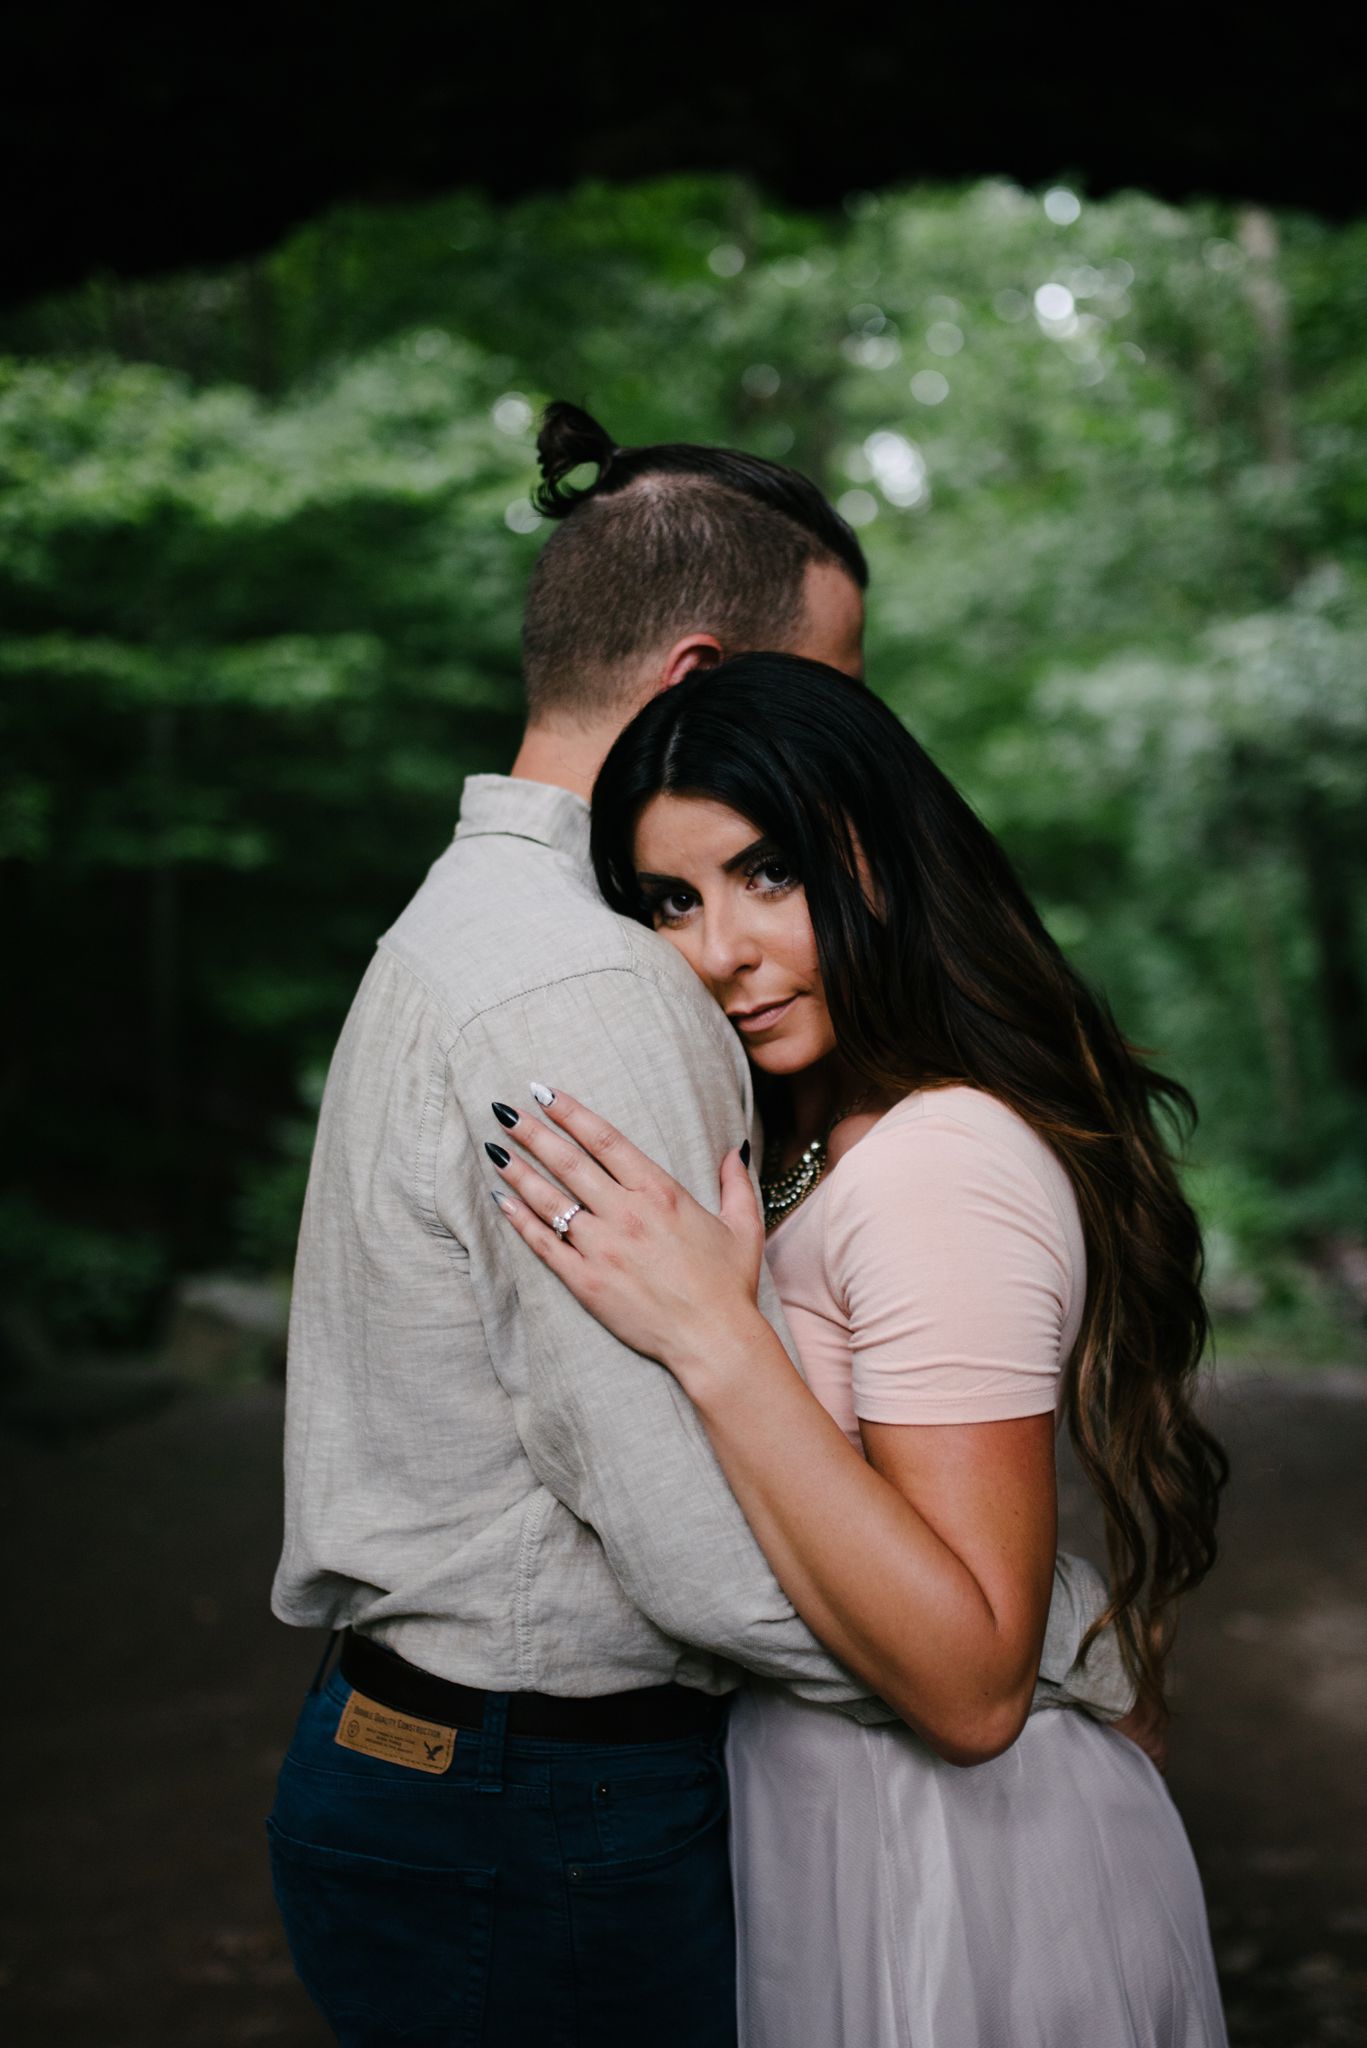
<box><xmin>2</xmin><ymin>1366</ymin><xmax>1364</xmax><ymax>2047</ymax></box>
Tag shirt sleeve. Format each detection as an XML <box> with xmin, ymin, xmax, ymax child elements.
<box><xmin>825</xmin><ymin>1112</ymin><xmax>1074</xmax><ymax>1426</ymax></box>
<box><xmin>436</xmin><ymin>955</ymin><xmax>875</xmax><ymax>1711</ymax></box>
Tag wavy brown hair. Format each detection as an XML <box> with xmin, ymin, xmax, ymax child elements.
<box><xmin>592</xmin><ymin>652</ymin><xmax>1229</xmax><ymax>1706</ymax></box>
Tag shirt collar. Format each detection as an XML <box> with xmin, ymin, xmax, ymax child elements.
<box><xmin>454</xmin><ymin>773</ymin><xmax>592</xmax><ymax>872</ymax></box>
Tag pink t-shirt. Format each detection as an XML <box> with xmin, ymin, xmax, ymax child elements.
<box><xmin>768</xmin><ymin>1086</ymin><xmax>1086</xmax><ymax>1448</ymax></box>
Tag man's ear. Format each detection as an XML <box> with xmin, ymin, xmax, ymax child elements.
<box><xmin>654</xmin><ymin>633</ymin><xmax>724</xmax><ymax>693</ymax></box>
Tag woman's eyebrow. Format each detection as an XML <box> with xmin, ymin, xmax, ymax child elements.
<box><xmin>635</xmin><ymin>837</ymin><xmax>775</xmax><ymax>892</ymax></box>
<box><xmin>635</xmin><ymin>836</ymin><xmax>771</xmax><ymax>890</ymax></box>
<box><xmin>721</xmin><ymin>835</ymin><xmax>773</xmax><ymax>874</ymax></box>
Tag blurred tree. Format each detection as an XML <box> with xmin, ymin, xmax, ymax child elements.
<box><xmin>2</xmin><ymin>177</ymin><xmax>1363</xmax><ymax>1352</ymax></box>
<box><xmin>0</xmin><ymin>340</ymin><xmax>533</xmax><ymax>1339</ymax></box>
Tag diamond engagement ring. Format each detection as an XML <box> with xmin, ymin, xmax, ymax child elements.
<box><xmin>552</xmin><ymin>1202</ymin><xmax>583</xmax><ymax>1240</ymax></box>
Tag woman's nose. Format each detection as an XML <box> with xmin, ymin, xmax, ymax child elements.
<box><xmin>697</xmin><ymin>903</ymin><xmax>762</xmax><ymax>985</ymax></box>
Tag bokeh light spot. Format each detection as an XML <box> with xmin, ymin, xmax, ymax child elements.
<box><xmin>837</xmin><ymin>488</ymin><xmax>880</xmax><ymax>526</ymax></box>
<box><xmin>1043</xmin><ymin>187</ymin><xmax>1082</xmax><ymax>225</ymax></box>
<box><xmin>742</xmin><ymin>363</ymin><xmax>782</xmax><ymax>398</ymax></box>
<box><xmin>504</xmin><ymin>499</ymin><xmax>542</xmax><ymax>535</ymax></box>
<box><xmin>910</xmin><ymin>369</ymin><xmax>950</xmax><ymax>405</ymax></box>
<box><xmin>708</xmin><ymin>243</ymin><xmax>746</xmax><ymax>277</ymax></box>
<box><xmin>492</xmin><ymin>393</ymin><xmax>533</xmax><ymax>436</ymax></box>
<box><xmin>926</xmin><ymin>320</ymin><xmax>964</xmax><ymax>357</ymax></box>
<box><xmin>864</xmin><ymin>430</ymin><xmax>928</xmax><ymax>507</ymax></box>
<box><xmin>841</xmin><ymin>334</ymin><xmax>901</xmax><ymax>370</ymax></box>
<box><xmin>1034</xmin><ymin>282</ymin><xmax>1076</xmax><ymax>323</ymax></box>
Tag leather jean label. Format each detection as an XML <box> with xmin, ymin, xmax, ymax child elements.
<box><xmin>333</xmin><ymin>1687</ymin><xmax>456</xmax><ymax>1774</ymax></box>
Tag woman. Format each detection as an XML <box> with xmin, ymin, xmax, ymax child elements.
<box><xmin>485</xmin><ymin>652</ymin><xmax>1229</xmax><ymax>2046</ymax></box>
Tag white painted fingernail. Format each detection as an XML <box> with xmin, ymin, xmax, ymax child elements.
<box><xmin>529</xmin><ymin>1081</ymin><xmax>555</xmax><ymax>1106</ymax></box>
<box><xmin>490</xmin><ymin>1188</ymin><xmax>513</xmax><ymax>1213</ymax></box>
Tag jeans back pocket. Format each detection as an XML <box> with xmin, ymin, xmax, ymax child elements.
<box><xmin>267</xmin><ymin>1819</ymin><xmax>495</xmax><ymax>2047</ymax></box>
<box><xmin>588</xmin><ymin>1751</ymin><xmax>724</xmax><ymax>1863</ymax></box>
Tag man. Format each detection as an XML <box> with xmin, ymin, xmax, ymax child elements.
<box><xmin>268</xmin><ymin>403</ymin><xmax>1133</xmax><ymax>2045</ymax></box>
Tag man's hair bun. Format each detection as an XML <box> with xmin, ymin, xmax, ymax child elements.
<box><xmin>534</xmin><ymin>401</ymin><xmax>622</xmax><ymax>518</ymax></box>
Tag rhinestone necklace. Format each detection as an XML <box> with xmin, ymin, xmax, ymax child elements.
<box><xmin>760</xmin><ymin>1133</ymin><xmax>829</xmax><ymax>1233</ymax></box>
<box><xmin>760</xmin><ymin>1090</ymin><xmax>879</xmax><ymax>1234</ymax></box>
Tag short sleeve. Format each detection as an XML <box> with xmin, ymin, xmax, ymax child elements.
<box><xmin>823</xmin><ymin>1112</ymin><xmax>1077</xmax><ymax>1426</ymax></box>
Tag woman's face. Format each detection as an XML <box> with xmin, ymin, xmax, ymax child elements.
<box><xmin>632</xmin><ymin>793</ymin><xmax>837</xmax><ymax>1077</ymax></box>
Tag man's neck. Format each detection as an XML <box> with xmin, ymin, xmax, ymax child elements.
<box><xmin>508</xmin><ymin>720</ymin><xmax>619</xmax><ymax>804</ymax></box>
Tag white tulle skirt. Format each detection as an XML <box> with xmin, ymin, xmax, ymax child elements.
<box><xmin>728</xmin><ymin>1686</ymin><xmax>1228</xmax><ymax>2048</ymax></box>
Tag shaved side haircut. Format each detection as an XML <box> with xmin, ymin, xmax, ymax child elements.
<box><xmin>521</xmin><ymin>403</ymin><xmax>868</xmax><ymax>725</ymax></box>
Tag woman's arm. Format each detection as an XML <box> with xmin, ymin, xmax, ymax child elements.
<box><xmin>666</xmin><ymin>1308</ymin><xmax>1057</xmax><ymax>1764</ymax></box>
<box><xmin>488</xmin><ymin>1085</ymin><xmax>1058</xmax><ymax>1765</ymax></box>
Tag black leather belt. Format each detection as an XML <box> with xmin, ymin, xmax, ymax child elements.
<box><xmin>338</xmin><ymin>1629</ymin><xmax>725</xmax><ymax>1744</ymax></box>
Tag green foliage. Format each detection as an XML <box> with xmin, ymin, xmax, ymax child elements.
<box><xmin>3</xmin><ymin>178</ymin><xmax>1364</xmax><ymax>1355</ymax></box>
<box><xmin>0</xmin><ymin>1195</ymin><xmax>166</xmax><ymax>1353</ymax></box>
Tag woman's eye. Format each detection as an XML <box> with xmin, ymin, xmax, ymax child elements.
<box><xmin>652</xmin><ymin>890</ymin><xmax>697</xmax><ymax>926</ymax></box>
<box><xmin>750</xmin><ymin>856</ymin><xmax>796</xmax><ymax>893</ymax></box>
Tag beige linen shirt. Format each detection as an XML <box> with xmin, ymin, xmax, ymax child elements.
<box><xmin>273</xmin><ymin>774</ymin><xmax>1132</xmax><ymax>1721</ymax></box>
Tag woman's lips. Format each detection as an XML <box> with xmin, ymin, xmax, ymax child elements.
<box><xmin>730</xmin><ymin>996</ymin><xmax>796</xmax><ymax>1034</ymax></box>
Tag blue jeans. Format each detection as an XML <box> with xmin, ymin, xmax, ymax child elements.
<box><xmin>268</xmin><ymin>1663</ymin><xmax>737</xmax><ymax>2046</ymax></box>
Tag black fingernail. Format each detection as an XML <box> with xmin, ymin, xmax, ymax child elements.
<box><xmin>492</xmin><ymin>1102</ymin><xmax>519</xmax><ymax>1128</ymax></box>
<box><xmin>484</xmin><ymin>1141</ymin><xmax>510</xmax><ymax>1168</ymax></box>
<box><xmin>740</xmin><ymin>1139</ymin><xmax>752</xmax><ymax>1168</ymax></box>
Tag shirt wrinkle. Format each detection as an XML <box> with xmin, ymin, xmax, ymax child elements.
<box><xmin>377</xmin><ymin>936</ymin><xmax>741</xmax><ymax>1086</ymax></box>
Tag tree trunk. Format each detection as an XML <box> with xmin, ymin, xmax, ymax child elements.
<box><xmin>1296</xmin><ymin>799</ymin><xmax>1367</xmax><ymax>1104</ymax></box>
<box><xmin>1233</xmin><ymin>843</ymin><xmax>1305</xmax><ymax>1161</ymax></box>
<box><xmin>1237</xmin><ymin>207</ymin><xmax>1303</xmax><ymax>592</ymax></box>
<box><xmin>148</xmin><ymin>708</ymin><xmax>182</xmax><ymax>1134</ymax></box>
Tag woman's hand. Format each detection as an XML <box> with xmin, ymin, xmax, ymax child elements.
<box><xmin>485</xmin><ymin>1084</ymin><xmax>766</xmax><ymax>1381</ymax></box>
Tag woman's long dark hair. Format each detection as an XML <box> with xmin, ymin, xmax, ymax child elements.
<box><xmin>591</xmin><ymin>652</ymin><xmax>1228</xmax><ymax>1706</ymax></box>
